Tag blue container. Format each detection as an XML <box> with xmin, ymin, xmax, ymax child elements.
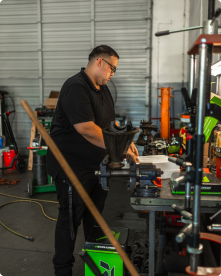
<box><xmin>0</xmin><ymin>137</ymin><xmax>3</xmax><ymax>149</ymax></box>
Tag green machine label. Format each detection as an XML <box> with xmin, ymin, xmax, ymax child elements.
<box><xmin>96</xmin><ymin>231</ymin><xmax>120</xmax><ymax>241</ymax></box>
<box><xmin>95</xmin><ymin>246</ymin><xmax>115</xmax><ymax>250</ymax></box>
<box><xmin>202</xmin><ymin>176</ymin><xmax>210</xmax><ymax>183</ymax></box>
<box><xmin>85</xmin><ymin>251</ymin><xmax>123</xmax><ymax>276</ymax></box>
<box><xmin>84</xmin><ymin>227</ymin><xmax>127</xmax><ymax>275</ymax></box>
<box><xmin>100</xmin><ymin>261</ymin><xmax>115</xmax><ymax>276</ymax></box>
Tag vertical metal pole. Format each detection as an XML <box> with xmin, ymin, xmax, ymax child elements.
<box><xmin>185</xmin><ymin>168</ymin><xmax>191</xmax><ymax>208</ymax></box>
<box><xmin>190</xmin><ymin>39</ymin><xmax>208</xmax><ymax>272</ymax></box>
<box><xmin>205</xmin><ymin>44</ymin><xmax>213</xmax><ymax>104</ymax></box>
<box><xmin>202</xmin><ymin>20</ymin><xmax>216</xmax><ymax>105</ymax></box>
<box><xmin>0</xmin><ymin>98</ymin><xmax>2</xmax><ymax>136</ymax></box>
<box><xmin>217</xmin><ymin>75</ymin><xmax>221</xmax><ymax>96</ymax></box>
<box><xmin>158</xmin><ymin>87</ymin><xmax>173</xmax><ymax>140</ymax></box>
<box><xmin>208</xmin><ymin>0</ymin><xmax>215</xmax><ymax>20</ymax></box>
<box><xmin>189</xmin><ymin>55</ymin><xmax>196</xmax><ymax>98</ymax></box>
<box><xmin>149</xmin><ymin>211</ymin><xmax>155</xmax><ymax>276</ymax></box>
<box><xmin>37</xmin><ymin>0</ymin><xmax>43</xmax><ymax>105</ymax></box>
<box><xmin>148</xmin><ymin>0</ymin><xmax>153</xmax><ymax>121</ymax></box>
<box><xmin>91</xmin><ymin>0</ymin><xmax>95</xmax><ymax>49</ymax></box>
<box><xmin>185</xmin><ymin>138</ymin><xmax>192</xmax><ymax>209</ymax></box>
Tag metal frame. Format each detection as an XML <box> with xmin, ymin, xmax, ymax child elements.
<box><xmin>188</xmin><ymin>55</ymin><xmax>196</xmax><ymax>98</ymax></box>
<box><xmin>131</xmin><ymin>180</ymin><xmax>221</xmax><ymax>276</ymax></box>
<box><xmin>190</xmin><ymin>39</ymin><xmax>208</xmax><ymax>271</ymax></box>
<box><xmin>37</xmin><ymin>0</ymin><xmax>43</xmax><ymax>106</ymax></box>
<box><xmin>147</xmin><ymin>0</ymin><xmax>153</xmax><ymax>121</ymax></box>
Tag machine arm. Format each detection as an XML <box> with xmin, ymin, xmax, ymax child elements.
<box><xmin>155</xmin><ymin>24</ymin><xmax>221</xmax><ymax>37</ymax></box>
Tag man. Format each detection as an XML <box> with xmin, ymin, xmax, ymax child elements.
<box><xmin>46</xmin><ymin>45</ymin><xmax>139</xmax><ymax>276</ymax></box>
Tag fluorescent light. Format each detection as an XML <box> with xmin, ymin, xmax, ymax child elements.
<box><xmin>211</xmin><ymin>60</ymin><xmax>221</xmax><ymax>76</ymax></box>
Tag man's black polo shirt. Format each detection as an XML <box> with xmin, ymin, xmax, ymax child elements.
<box><xmin>46</xmin><ymin>68</ymin><xmax>115</xmax><ymax>181</ymax></box>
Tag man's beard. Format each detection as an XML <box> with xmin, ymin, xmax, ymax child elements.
<box><xmin>102</xmin><ymin>79</ymin><xmax>108</xmax><ymax>85</ymax></box>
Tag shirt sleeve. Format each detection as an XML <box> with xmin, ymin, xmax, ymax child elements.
<box><xmin>61</xmin><ymin>83</ymin><xmax>95</xmax><ymax>125</ymax></box>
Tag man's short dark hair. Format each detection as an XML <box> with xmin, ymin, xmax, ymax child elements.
<box><xmin>88</xmin><ymin>45</ymin><xmax>119</xmax><ymax>61</ymax></box>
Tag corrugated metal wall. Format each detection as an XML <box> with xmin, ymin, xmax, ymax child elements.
<box><xmin>42</xmin><ymin>0</ymin><xmax>91</xmax><ymax>104</ymax></box>
<box><xmin>0</xmin><ymin>0</ymin><xmax>38</xmax><ymax>153</ymax></box>
<box><xmin>0</xmin><ymin>0</ymin><xmax>152</xmax><ymax>153</ymax></box>
<box><xmin>95</xmin><ymin>0</ymin><xmax>151</xmax><ymax>128</ymax></box>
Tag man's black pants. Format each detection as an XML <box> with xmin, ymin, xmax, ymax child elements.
<box><xmin>53</xmin><ymin>177</ymin><xmax>108</xmax><ymax>276</ymax></box>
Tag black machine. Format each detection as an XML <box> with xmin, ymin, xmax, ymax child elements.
<box><xmin>0</xmin><ymin>111</ymin><xmax>27</xmax><ymax>172</ymax></box>
<box><xmin>35</xmin><ymin>106</ymin><xmax>56</xmax><ymax>118</ymax></box>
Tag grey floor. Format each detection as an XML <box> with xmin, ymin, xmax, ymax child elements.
<box><xmin>0</xmin><ymin>170</ymin><xmax>147</xmax><ymax>276</ymax></box>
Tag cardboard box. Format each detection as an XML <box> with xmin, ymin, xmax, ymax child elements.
<box><xmin>203</xmin><ymin>143</ymin><xmax>209</xmax><ymax>156</ymax></box>
<box><xmin>203</xmin><ymin>155</ymin><xmax>209</xmax><ymax>168</ymax></box>
<box><xmin>45</xmin><ymin>91</ymin><xmax>59</xmax><ymax>109</ymax></box>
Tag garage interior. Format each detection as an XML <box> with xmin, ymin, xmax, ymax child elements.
<box><xmin>0</xmin><ymin>0</ymin><xmax>221</xmax><ymax>275</ymax></box>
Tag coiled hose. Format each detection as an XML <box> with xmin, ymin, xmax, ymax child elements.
<box><xmin>0</xmin><ymin>192</ymin><xmax>58</xmax><ymax>241</ymax></box>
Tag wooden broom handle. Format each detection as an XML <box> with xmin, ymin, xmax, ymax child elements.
<box><xmin>21</xmin><ymin>100</ymin><xmax>139</xmax><ymax>276</ymax></box>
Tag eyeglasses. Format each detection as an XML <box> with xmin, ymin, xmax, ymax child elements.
<box><xmin>97</xmin><ymin>58</ymin><xmax>116</xmax><ymax>74</ymax></box>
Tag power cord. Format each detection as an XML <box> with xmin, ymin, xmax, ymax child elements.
<box><xmin>6</xmin><ymin>94</ymin><xmax>15</xmax><ymax>123</ymax></box>
<box><xmin>0</xmin><ymin>192</ymin><xmax>58</xmax><ymax>241</ymax></box>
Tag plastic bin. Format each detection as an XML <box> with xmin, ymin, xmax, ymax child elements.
<box><xmin>83</xmin><ymin>226</ymin><xmax>128</xmax><ymax>276</ymax></box>
<box><xmin>3</xmin><ymin>150</ymin><xmax>17</xmax><ymax>170</ymax></box>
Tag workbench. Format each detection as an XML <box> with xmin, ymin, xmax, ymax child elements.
<box><xmin>130</xmin><ymin>179</ymin><xmax>221</xmax><ymax>276</ymax></box>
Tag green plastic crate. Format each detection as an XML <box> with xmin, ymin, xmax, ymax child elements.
<box><xmin>83</xmin><ymin>226</ymin><xmax>128</xmax><ymax>276</ymax></box>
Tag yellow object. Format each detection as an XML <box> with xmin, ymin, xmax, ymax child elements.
<box><xmin>216</xmin><ymin>131</ymin><xmax>221</xmax><ymax>148</ymax></box>
<box><xmin>179</xmin><ymin>127</ymin><xmax>187</xmax><ymax>145</ymax></box>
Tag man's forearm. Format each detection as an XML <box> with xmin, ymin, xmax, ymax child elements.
<box><xmin>74</xmin><ymin>121</ymin><xmax>106</xmax><ymax>149</ymax></box>
<box><xmin>82</xmin><ymin>131</ymin><xmax>105</xmax><ymax>149</ymax></box>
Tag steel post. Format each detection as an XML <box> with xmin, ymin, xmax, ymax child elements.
<box><xmin>37</xmin><ymin>0</ymin><xmax>43</xmax><ymax>106</ymax></box>
<box><xmin>149</xmin><ymin>211</ymin><xmax>155</xmax><ymax>276</ymax></box>
<box><xmin>208</xmin><ymin>0</ymin><xmax>215</xmax><ymax>20</ymax></box>
<box><xmin>189</xmin><ymin>55</ymin><xmax>196</xmax><ymax>98</ymax></box>
<box><xmin>185</xmin><ymin>167</ymin><xmax>191</xmax><ymax>209</ymax></box>
<box><xmin>185</xmin><ymin>138</ymin><xmax>193</xmax><ymax>209</ymax></box>
<box><xmin>190</xmin><ymin>40</ymin><xmax>208</xmax><ymax>272</ymax></box>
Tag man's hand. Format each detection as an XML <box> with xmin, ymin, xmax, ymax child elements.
<box><xmin>130</xmin><ymin>142</ymin><xmax>139</xmax><ymax>156</ymax></box>
<box><xmin>127</xmin><ymin>142</ymin><xmax>140</xmax><ymax>163</ymax></box>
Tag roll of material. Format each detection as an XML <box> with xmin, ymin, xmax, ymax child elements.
<box><xmin>33</xmin><ymin>152</ymin><xmax>48</xmax><ymax>186</ymax></box>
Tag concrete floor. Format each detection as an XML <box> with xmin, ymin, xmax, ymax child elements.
<box><xmin>0</xmin><ymin>170</ymin><xmax>147</xmax><ymax>276</ymax></box>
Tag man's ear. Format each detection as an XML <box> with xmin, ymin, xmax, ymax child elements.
<box><xmin>96</xmin><ymin>58</ymin><xmax>102</xmax><ymax>68</ymax></box>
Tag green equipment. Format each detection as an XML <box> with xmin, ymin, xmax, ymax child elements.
<box><xmin>167</xmin><ymin>134</ymin><xmax>180</xmax><ymax>154</ymax></box>
<box><xmin>170</xmin><ymin>171</ymin><xmax>221</xmax><ymax>195</ymax></box>
<box><xmin>28</xmin><ymin>148</ymin><xmax>56</xmax><ymax>197</ymax></box>
<box><xmin>203</xmin><ymin>95</ymin><xmax>221</xmax><ymax>142</ymax></box>
<box><xmin>83</xmin><ymin>226</ymin><xmax>128</xmax><ymax>276</ymax></box>
<box><xmin>27</xmin><ymin>119</ymin><xmax>56</xmax><ymax>197</ymax></box>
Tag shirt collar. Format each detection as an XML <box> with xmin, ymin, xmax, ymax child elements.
<box><xmin>80</xmin><ymin>67</ymin><xmax>104</xmax><ymax>93</ymax></box>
